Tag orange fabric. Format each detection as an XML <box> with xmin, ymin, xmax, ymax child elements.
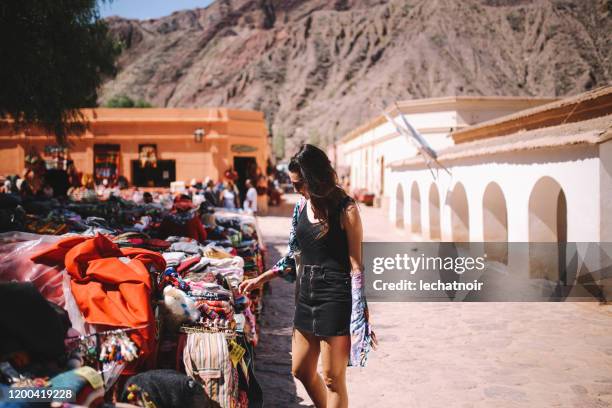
<box><xmin>30</xmin><ymin>235</ymin><xmax>88</xmax><ymax>265</ymax></box>
<box><xmin>31</xmin><ymin>234</ymin><xmax>165</xmax><ymax>372</ymax></box>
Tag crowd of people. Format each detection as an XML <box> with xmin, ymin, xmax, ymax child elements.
<box><xmin>1</xmin><ymin>155</ymin><xmax>286</xmax><ymax>218</ymax></box>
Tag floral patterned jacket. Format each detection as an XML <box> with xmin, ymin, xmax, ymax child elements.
<box><xmin>270</xmin><ymin>198</ymin><xmax>305</xmax><ymax>281</ymax></box>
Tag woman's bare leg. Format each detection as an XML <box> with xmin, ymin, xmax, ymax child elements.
<box><xmin>320</xmin><ymin>335</ymin><xmax>350</xmax><ymax>408</ymax></box>
<box><xmin>292</xmin><ymin>329</ymin><xmax>327</xmax><ymax>407</ymax></box>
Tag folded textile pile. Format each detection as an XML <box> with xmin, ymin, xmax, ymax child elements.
<box><xmin>31</xmin><ymin>234</ymin><xmax>165</xmax><ymax>373</ymax></box>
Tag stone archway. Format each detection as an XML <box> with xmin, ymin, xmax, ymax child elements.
<box><xmin>411</xmin><ymin>181</ymin><xmax>421</xmax><ymax>234</ymax></box>
<box><xmin>483</xmin><ymin>182</ymin><xmax>508</xmax><ymax>263</ymax></box>
<box><xmin>450</xmin><ymin>182</ymin><xmax>470</xmax><ymax>241</ymax></box>
<box><xmin>429</xmin><ymin>183</ymin><xmax>441</xmax><ymax>240</ymax></box>
<box><xmin>529</xmin><ymin>176</ymin><xmax>568</xmax><ymax>281</ymax></box>
<box><xmin>396</xmin><ymin>183</ymin><xmax>404</xmax><ymax>229</ymax></box>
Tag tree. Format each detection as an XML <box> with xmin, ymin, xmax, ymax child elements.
<box><xmin>272</xmin><ymin>126</ymin><xmax>285</xmax><ymax>160</ymax></box>
<box><xmin>105</xmin><ymin>95</ymin><xmax>153</xmax><ymax>108</ymax></box>
<box><xmin>0</xmin><ymin>0</ymin><xmax>120</xmax><ymax>144</ymax></box>
<box><xmin>308</xmin><ymin>129</ymin><xmax>321</xmax><ymax>148</ymax></box>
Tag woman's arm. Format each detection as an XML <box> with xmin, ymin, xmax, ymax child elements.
<box><xmin>239</xmin><ymin>197</ymin><xmax>304</xmax><ymax>293</ymax></box>
<box><xmin>342</xmin><ymin>201</ymin><xmax>364</xmax><ymax>275</ymax></box>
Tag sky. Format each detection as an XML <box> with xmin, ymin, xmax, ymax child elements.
<box><xmin>100</xmin><ymin>0</ymin><xmax>215</xmax><ymax>20</ymax></box>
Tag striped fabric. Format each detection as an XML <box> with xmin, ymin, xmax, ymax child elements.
<box><xmin>182</xmin><ymin>332</ymin><xmax>238</xmax><ymax>407</ymax></box>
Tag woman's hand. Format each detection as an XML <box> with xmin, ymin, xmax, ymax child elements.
<box><xmin>239</xmin><ymin>276</ymin><xmax>264</xmax><ymax>294</ymax></box>
<box><xmin>364</xmin><ymin>307</ymin><xmax>379</xmax><ymax>350</ymax></box>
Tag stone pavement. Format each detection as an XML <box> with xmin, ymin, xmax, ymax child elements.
<box><xmin>254</xmin><ymin>194</ymin><xmax>612</xmax><ymax>408</ymax></box>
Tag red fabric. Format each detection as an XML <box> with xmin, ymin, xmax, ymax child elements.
<box><xmin>159</xmin><ymin>215</ymin><xmax>207</xmax><ymax>243</ymax></box>
<box><xmin>177</xmin><ymin>255</ymin><xmax>201</xmax><ymax>275</ymax></box>
<box><xmin>185</xmin><ymin>216</ymin><xmax>207</xmax><ymax>243</ymax></box>
<box><xmin>31</xmin><ymin>234</ymin><xmax>165</xmax><ymax>372</ymax></box>
<box><xmin>147</xmin><ymin>238</ymin><xmax>171</xmax><ymax>249</ymax></box>
<box><xmin>173</xmin><ymin>195</ymin><xmax>195</xmax><ymax>211</ymax></box>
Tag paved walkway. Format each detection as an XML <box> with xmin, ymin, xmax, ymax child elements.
<box><xmin>254</xmin><ymin>194</ymin><xmax>612</xmax><ymax>408</ymax></box>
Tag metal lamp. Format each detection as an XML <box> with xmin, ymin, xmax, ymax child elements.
<box><xmin>194</xmin><ymin>128</ymin><xmax>205</xmax><ymax>143</ymax></box>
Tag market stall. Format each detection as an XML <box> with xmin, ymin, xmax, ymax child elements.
<box><xmin>0</xmin><ymin>192</ymin><xmax>267</xmax><ymax>408</ymax></box>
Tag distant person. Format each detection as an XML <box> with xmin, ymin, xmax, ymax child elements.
<box><xmin>203</xmin><ymin>179</ymin><xmax>219</xmax><ymax>207</ymax></box>
<box><xmin>256</xmin><ymin>175</ymin><xmax>268</xmax><ymax>194</ymax></box>
<box><xmin>67</xmin><ymin>160</ymin><xmax>82</xmax><ymax>188</ymax></box>
<box><xmin>44</xmin><ymin>168</ymin><xmax>70</xmax><ymax>197</ymax></box>
<box><xmin>117</xmin><ymin>175</ymin><xmax>129</xmax><ymax>190</ymax></box>
<box><xmin>1</xmin><ymin>178</ymin><xmax>10</xmax><ymax>194</ymax></box>
<box><xmin>23</xmin><ymin>154</ymin><xmax>46</xmax><ymax>194</ymax></box>
<box><xmin>159</xmin><ymin>194</ymin><xmax>207</xmax><ymax>243</ymax></box>
<box><xmin>68</xmin><ymin>174</ymin><xmax>97</xmax><ymax>202</ymax></box>
<box><xmin>221</xmin><ymin>180</ymin><xmax>239</xmax><ymax>209</ymax></box>
<box><xmin>143</xmin><ymin>192</ymin><xmax>153</xmax><ymax>204</ymax></box>
<box><xmin>268</xmin><ymin>175</ymin><xmax>281</xmax><ymax>206</ymax></box>
<box><xmin>266</xmin><ymin>158</ymin><xmax>275</xmax><ymax>176</ymax></box>
<box><xmin>3</xmin><ymin>175</ymin><xmax>19</xmax><ymax>195</ymax></box>
<box><xmin>243</xmin><ymin>179</ymin><xmax>258</xmax><ymax>213</ymax></box>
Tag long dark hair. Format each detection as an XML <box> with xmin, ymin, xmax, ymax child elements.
<box><xmin>288</xmin><ymin>144</ymin><xmax>352</xmax><ymax>238</ymax></box>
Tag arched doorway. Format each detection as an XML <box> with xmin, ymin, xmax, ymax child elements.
<box><xmin>483</xmin><ymin>182</ymin><xmax>508</xmax><ymax>263</ymax></box>
<box><xmin>396</xmin><ymin>183</ymin><xmax>404</xmax><ymax>228</ymax></box>
<box><xmin>450</xmin><ymin>183</ymin><xmax>470</xmax><ymax>241</ymax></box>
<box><xmin>429</xmin><ymin>184</ymin><xmax>441</xmax><ymax>240</ymax></box>
<box><xmin>529</xmin><ymin>176</ymin><xmax>568</xmax><ymax>281</ymax></box>
<box><xmin>411</xmin><ymin>181</ymin><xmax>421</xmax><ymax>234</ymax></box>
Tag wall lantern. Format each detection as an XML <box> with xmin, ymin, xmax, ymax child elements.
<box><xmin>194</xmin><ymin>128</ymin><xmax>205</xmax><ymax>143</ymax></box>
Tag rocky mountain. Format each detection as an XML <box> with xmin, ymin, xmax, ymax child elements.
<box><xmin>100</xmin><ymin>0</ymin><xmax>612</xmax><ymax>155</ymax></box>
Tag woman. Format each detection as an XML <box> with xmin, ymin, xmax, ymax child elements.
<box><xmin>221</xmin><ymin>180</ymin><xmax>240</xmax><ymax>209</ymax></box>
<box><xmin>203</xmin><ymin>179</ymin><xmax>219</xmax><ymax>207</ymax></box>
<box><xmin>239</xmin><ymin>144</ymin><xmax>375</xmax><ymax>408</ymax></box>
<box><xmin>22</xmin><ymin>154</ymin><xmax>46</xmax><ymax>196</ymax></box>
<box><xmin>68</xmin><ymin>174</ymin><xmax>97</xmax><ymax>202</ymax></box>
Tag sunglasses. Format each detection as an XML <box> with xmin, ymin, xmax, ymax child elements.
<box><xmin>292</xmin><ymin>179</ymin><xmax>305</xmax><ymax>190</ymax></box>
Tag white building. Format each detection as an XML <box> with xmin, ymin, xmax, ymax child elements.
<box><xmin>387</xmin><ymin>86</ymin><xmax>612</xmax><ymax>244</ymax></box>
<box><xmin>340</xmin><ymin>88</ymin><xmax>612</xmax><ymax>299</ymax></box>
<box><xmin>337</xmin><ymin>96</ymin><xmax>556</xmax><ymax>208</ymax></box>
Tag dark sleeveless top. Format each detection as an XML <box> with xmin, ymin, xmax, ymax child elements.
<box><xmin>295</xmin><ymin>197</ymin><xmax>352</xmax><ymax>272</ymax></box>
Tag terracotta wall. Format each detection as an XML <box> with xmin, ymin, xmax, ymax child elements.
<box><xmin>0</xmin><ymin>141</ymin><xmax>23</xmax><ymax>176</ymax></box>
<box><xmin>0</xmin><ymin>108</ymin><xmax>269</xmax><ymax>183</ymax></box>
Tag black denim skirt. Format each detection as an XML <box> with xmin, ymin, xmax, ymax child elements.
<box><xmin>294</xmin><ymin>265</ymin><xmax>352</xmax><ymax>337</ymax></box>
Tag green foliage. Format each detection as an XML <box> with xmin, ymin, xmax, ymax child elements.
<box><xmin>272</xmin><ymin>127</ymin><xmax>285</xmax><ymax>160</ymax></box>
<box><xmin>308</xmin><ymin>129</ymin><xmax>321</xmax><ymax>148</ymax></box>
<box><xmin>430</xmin><ymin>33</ymin><xmax>445</xmax><ymax>48</ymax></box>
<box><xmin>135</xmin><ymin>99</ymin><xmax>153</xmax><ymax>108</ymax></box>
<box><xmin>0</xmin><ymin>0</ymin><xmax>120</xmax><ymax>144</ymax></box>
<box><xmin>105</xmin><ymin>95</ymin><xmax>153</xmax><ymax>108</ymax></box>
<box><xmin>402</xmin><ymin>2</ymin><xmax>413</xmax><ymax>16</ymax></box>
<box><xmin>506</xmin><ymin>10</ymin><xmax>525</xmax><ymax>32</ymax></box>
